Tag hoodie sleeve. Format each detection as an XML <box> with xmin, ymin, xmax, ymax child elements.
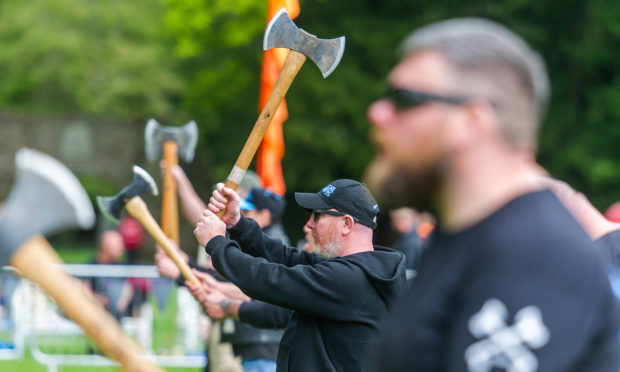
<box><xmin>205</xmin><ymin>235</ymin><xmax>379</xmax><ymax>321</ymax></box>
<box><xmin>238</xmin><ymin>300</ymin><xmax>293</xmax><ymax>329</ymax></box>
<box><xmin>228</xmin><ymin>216</ymin><xmax>323</xmax><ymax>266</ymax></box>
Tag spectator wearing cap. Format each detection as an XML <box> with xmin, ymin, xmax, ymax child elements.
<box><xmin>156</xmin><ymin>164</ymin><xmax>291</xmax><ymax>372</ymax></box>
<box><xmin>218</xmin><ymin>187</ymin><xmax>291</xmax><ymax>372</ymax></box>
<box><xmin>117</xmin><ymin>216</ymin><xmax>151</xmax><ymax>316</ymax></box>
<box><xmin>118</xmin><ymin>216</ymin><xmax>145</xmax><ymax>264</ymax></box>
<box><xmin>86</xmin><ymin>230</ymin><xmax>133</xmax><ymax>320</ymax></box>
<box><xmin>241</xmin><ymin>188</ymin><xmax>290</xmax><ymax>246</ymax></box>
<box><xmin>191</xmin><ymin>179</ymin><xmax>407</xmax><ymax>372</ymax></box>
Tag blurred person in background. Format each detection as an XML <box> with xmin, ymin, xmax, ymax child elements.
<box><xmin>240</xmin><ymin>187</ymin><xmax>290</xmax><ymax>246</ymax></box>
<box><xmin>544</xmin><ymin>177</ymin><xmax>620</xmax><ymax>272</ymax></box>
<box><xmin>604</xmin><ymin>201</ymin><xmax>620</xmax><ymax>224</ymax></box>
<box><xmin>415</xmin><ymin>210</ymin><xmax>435</xmax><ymax>244</ymax></box>
<box><xmin>158</xmin><ymin>163</ymin><xmax>290</xmax><ymax>372</ymax></box>
<box><xmin>365</xmin><ymin>17</ymin><xmax>618</xmax><ymax>371</ymax></box>
<box><xmin>118</xmin><ymin>216</ymin><xmax>146</xmax><ymax>264</ymax></box>
<box><xmin>85</xmin><ymin>230</ymin><xmax>133</xmax><ymax>320</ymax></box>
<box><xmin>220</xmin><ymin>186</ymin><xmax>290</xmax><ymax>372</ymax></box>
<box><xmin>390</xmin><ymin>207</ymin><xmax>423</xmax><ymax>281</ymax></box>
<box><xmin>118</xmin><ymin>216</ymin><xmax>151</xmax><ymax>316</ymax></box>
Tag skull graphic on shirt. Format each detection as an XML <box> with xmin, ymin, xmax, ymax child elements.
<box><xmin>465</xmin><ymin>298</ymin><xmax>550</xmax><ymax>372</ymax></box>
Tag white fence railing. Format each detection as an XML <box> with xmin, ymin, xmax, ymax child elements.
<box><xmin>0</xmin><ymin>265</ymin><xmax>208</xmax><ymax>372</ymax></box>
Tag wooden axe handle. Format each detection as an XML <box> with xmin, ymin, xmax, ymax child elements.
<box><xmin>162</xmin><ymin>141</ymin><xmax>180</xmax><ymax>245</ymax></box>
<box><xmin>215</xmin><ymin>179</ymin><xmax>244</xmax><ymax>219</ymax></box>
<box><xmin>10</xmin><ymin>235</ymin><xmax>163</xmax><ymax>372</ymax></box>
<box><xmin>217</xmin><ymin>49</ymin><xmax>307</xmax><ymax>219</ymax></box>
<box><xmin>125</xmin><ymin>196</ymin><xmax>201</xmax><ymax>287</ymax></box>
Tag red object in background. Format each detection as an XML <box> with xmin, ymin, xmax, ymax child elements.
<box><xmin>417</xmin><ymin>222</ymin><xmax>435</xmax><ymax>240</ymax></box>
<box><xmin>118</xmin><ymin>216</ymin><xmax>145</xmax><ymax>251</ymax></box>
<box><xmin>604</xmin><ymin>202</ymin><xmax>620</xmax><ymax>222</ymax></box>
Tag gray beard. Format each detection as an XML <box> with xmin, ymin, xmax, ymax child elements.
<box><xmin>315</xmin><ymin>239</ymin><xmax>341</xmax><ymax>259</ymax></box>
<box><xmin>363</xmin><ymin>157</ymin><xmax>443</xmax><ymax>213</ymax></box>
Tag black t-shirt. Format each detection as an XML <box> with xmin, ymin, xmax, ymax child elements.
<box><xmin>375</xmin><ymin>190</ymin><xmax>619</xmax><ymax>372</ymax></box>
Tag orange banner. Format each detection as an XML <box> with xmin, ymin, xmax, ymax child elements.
<box><xmin>256</xmin><ymin>0</ymin><xmax>300</xmax><ymax>195</ymax></box>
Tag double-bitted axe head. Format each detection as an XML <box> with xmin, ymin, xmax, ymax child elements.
<box><xmin>144</xmin><ymin>119</ymin><xmax>198</xmax><ymax>163</ymax></box>
<box><xmin>0</xmin><ymin>149</ymin><xmax>95</xmax><ymax>266</ymax></box>
<box><xmin>97</xmin><ymin>166</ymin><xmax>158</xmax><ymax>224</ymax></box>
<box><xmin>264</xmin><ymin>9</ymin><xmax>345</xmax><ymax>78</ymax></box>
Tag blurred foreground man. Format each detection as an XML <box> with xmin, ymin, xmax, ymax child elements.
<box><xmin>365</xmin><ymin>18</ymin><xmax>619</xmax><ymax>372</ymax></box>
<box><xmin>194</xmin><ymin>179</ymin><xmax>407</xmax><ymax>372</ymax></box>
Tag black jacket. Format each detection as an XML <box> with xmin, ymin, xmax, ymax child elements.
<box><xmin>205</xmin><ymin>216</ymin><xmax>407</xmax><ymax>372</ymax></box>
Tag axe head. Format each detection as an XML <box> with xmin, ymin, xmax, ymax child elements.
<box><xmin>264</xmin><ymin>8</ymin><xmax>345</xmax><ymax>78</ymax></box>
<box><xmin>144</xmin><ymin>119</ymin><xmax>199</xmax><ymax>163</ymax></box>
<box><xmin>96</xmin><ymin>165</ymin><xmax>158</xmax><ymax>224</ymax></box>
<box><xmin>0</xmin><ymin>149</ymin><xmax>96</xmax><ymax>266</ymax></box>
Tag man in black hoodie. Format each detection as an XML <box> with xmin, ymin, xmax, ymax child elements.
<box><xmin>191</xmin><ymin>179</ymin><xmax>407</xmax><ymax>372</ymax></box>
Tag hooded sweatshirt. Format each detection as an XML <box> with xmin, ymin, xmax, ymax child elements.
<box><xmin>205</xmin><ymin>216</ymin><xmax>407</xmax><ymax>372</ymax></box>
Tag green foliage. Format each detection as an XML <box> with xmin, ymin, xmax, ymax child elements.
<box><xmin>78</xmin><ymin>174</ymin><xmax>119</xmax><ymax>205</ymax></box>
<box><xmin>160</xmin><ymin>0</ymin><xmax>620</xmax><ymax>240</ymax></box>
<box><xmin>0</xmin><ymin>0</ymin><xmax>184</xmax><ymax>120</ymax></box>
<box><xmin>1</xmin><ymin>0</ymin><xmax>620</xmax><ymax>240</ymax></box>
<box><xmin>163</xmin><ymin>0</ymin><xmax>266</xmax><ymax>57</ymax></box>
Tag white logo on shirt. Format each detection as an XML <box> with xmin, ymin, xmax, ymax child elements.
<box><xmin>465</xmin><ymin>298</ymin><xmax>549</xmax><ymax>372</ymax></box>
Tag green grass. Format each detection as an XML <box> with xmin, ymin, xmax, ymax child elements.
<box><xmin>54</xmin><ymin>244</ymin><xmax>103</xmax><ymax>264</ymax></box>
<box><xmin>0</xmin><ymin>353</ymin><xmax>202</xmax><ymax>372</ymax></box>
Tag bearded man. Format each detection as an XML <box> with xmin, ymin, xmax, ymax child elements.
<box><xmin>365</xmin><ymin>17</ymin><xmax>619</xmax><ymax>372</ymax></box>
<box><xmin>192</xmin><ymin>179</ymin><xmax>407</xmax><ymax>372</ymax></box>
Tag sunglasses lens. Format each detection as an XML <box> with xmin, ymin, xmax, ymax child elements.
<box><xmin>386</xmin><ymin>88</ymin><xmax>424</xmax><ymax>109</ymax></box>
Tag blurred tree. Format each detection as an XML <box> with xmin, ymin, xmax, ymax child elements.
<box><xmin>0</xmin><ymin>0</ymin><xmax>184</xmax><ymax>120</ymax></box>
<box><xmin>161</xmin><ymin>0</ymin><xmax>267</xmax><ymax>183</ymax></box>
<box><xmin>0</xmin><ymin>0</ymin><xmax>619</xmax><ymax>243</ymax></box>
<box><xmin>162</xmin><ymin>0</ymin><xmax>620</xmax><ymax>242</ymax></box>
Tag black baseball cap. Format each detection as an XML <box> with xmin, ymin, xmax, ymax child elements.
<box><xmin>241</xmin><ymin>187</ymin><xmax>286</xmax><ymax>220</ymax></box>
<box><xmin>294</xmin><ymin>179</ymin><xmax>379</xmax><ymax>229</ymax></box>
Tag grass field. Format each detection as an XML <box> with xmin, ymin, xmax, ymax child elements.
<box><xmin>0</xmin><ymin>246</ymin><xmax>206</xmax><ymax>372</ymax></box>
<box><xmin>0</xmin><ymin>355</ymin><xmax>202</xmax><ymax>372</ymax></box>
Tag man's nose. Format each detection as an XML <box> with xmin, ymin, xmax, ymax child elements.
<box><xmin>305</xmin><ymin>216</ymin><xmax>315</xmax><ymax>229</ymax></box>
<box><xmin>367</xmin><ymin>99</ymin><xmax>398</xmax><ymax>129</ymax></box>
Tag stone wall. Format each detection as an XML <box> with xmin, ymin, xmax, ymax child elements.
<box><xmin>0</xmin><ymin>113</ymin><xmax>145</xmax><ymax>193</ymax></box>
<box><xmin>0</xmin><ymin>112</ymin><xmax>213</xmax><ymax>260</ymax></box>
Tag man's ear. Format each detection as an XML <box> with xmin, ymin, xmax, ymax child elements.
<box><xmin>342</xmin><ymin>215</ymin><xmax>355</xmax><ymax>235</ymax></box>
<box><xmin>448</xmin><ymin>99</ymin><xmax>496</xmax><ymax>153</ymax></box>
<box><xmin>465</xmin><ymin>99</ymin><xmax>498</xmax><ymax>141</ymax></box>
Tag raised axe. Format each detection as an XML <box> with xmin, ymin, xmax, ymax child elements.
<box><xmin>0</xmin><ymin>149</ymin><xmax>163</xmax><ymax>372</ymax></box>
<box><xmin>144</xmin><ymin>118</ymin><xmax>198</xmax><ymax>245</ymax></box>
<box><xmin>96</xmin><ymin>165</ymin><xmax>201</xmax><ymax>287</ymax></box>
<box><xmin>216</xmin><ymin>8</ymin><xmax>345</xmax><ymax>218</ymax></box>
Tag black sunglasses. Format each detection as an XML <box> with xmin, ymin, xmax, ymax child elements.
<box><xmin>312</xmin><ymin>210</ymin><xmax>359</xmax><ymax>223</ymax></box>
<box><xmin>384</xmin><ymin>85</ymin><xmax>471</xmax><ymax>110</ymax></box>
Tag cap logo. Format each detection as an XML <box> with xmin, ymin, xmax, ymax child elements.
<box><xmin>321</xmin><ymin>184</ymin><xmax>336</xmax><ymax>197</ymax></box>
